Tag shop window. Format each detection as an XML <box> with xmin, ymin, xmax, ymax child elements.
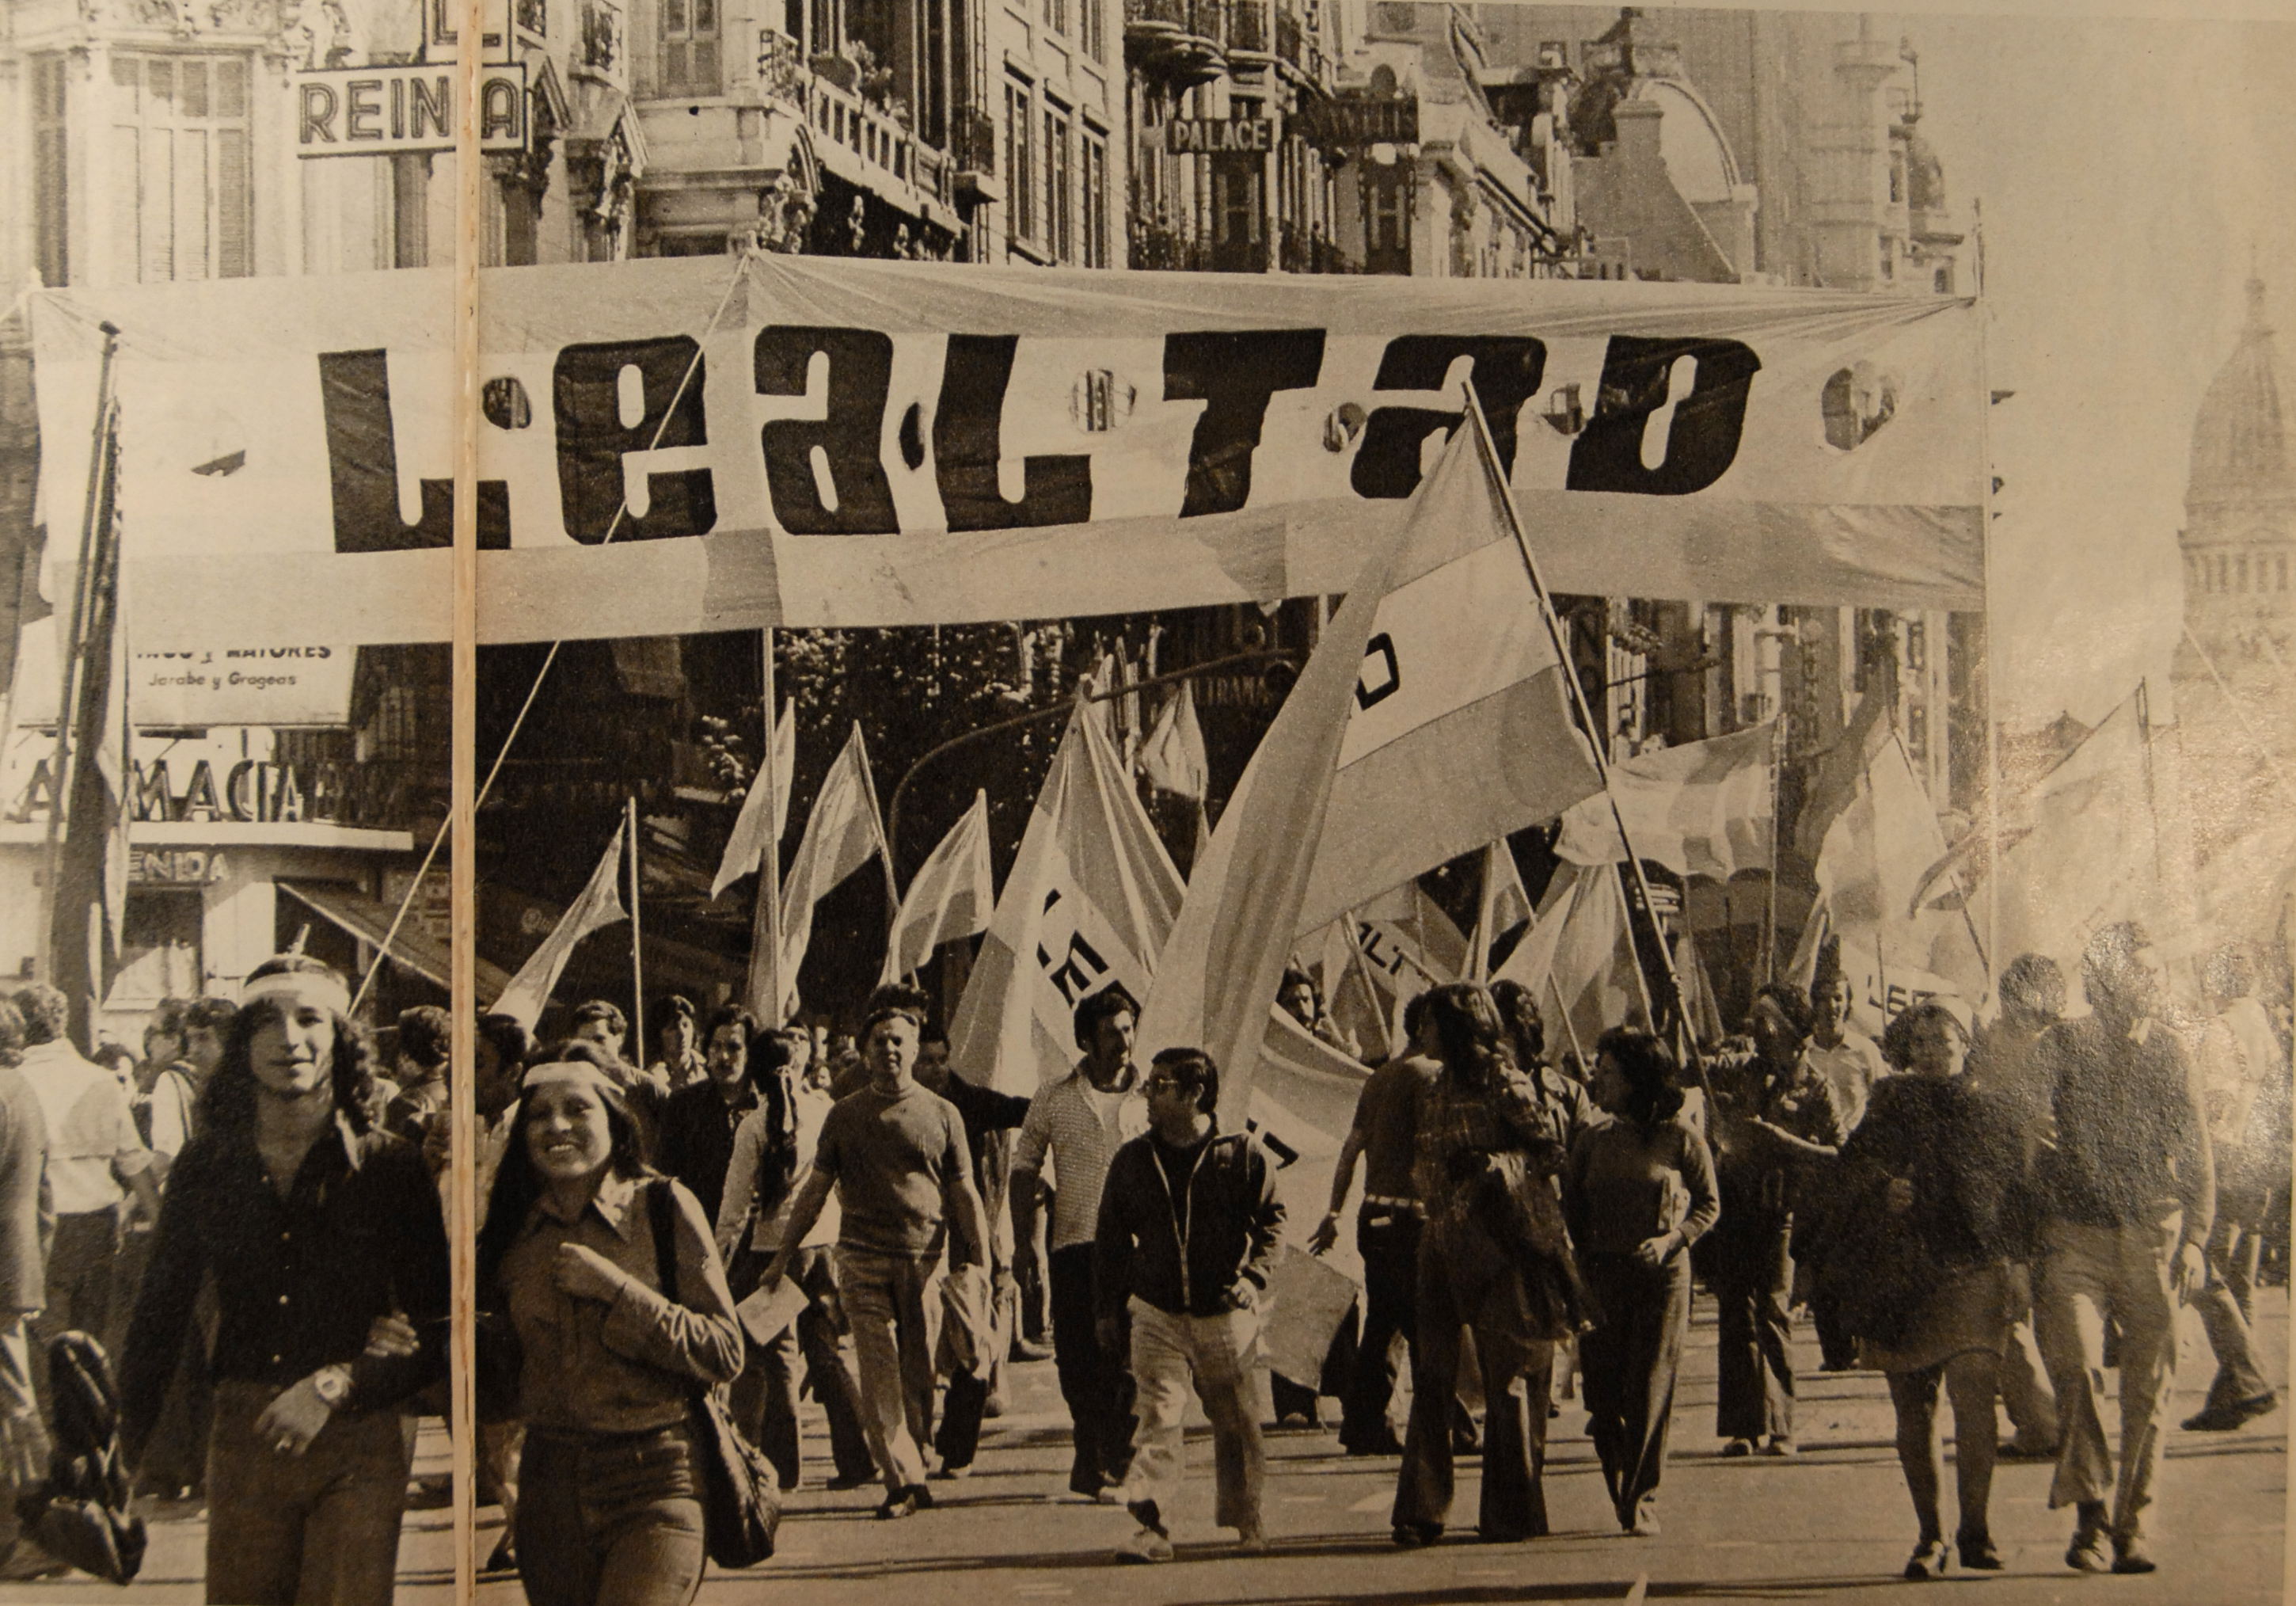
<box><xmin>33</xmin><ymin>55</ymin><xmax>69</xmax><ymax>286</ymax></box>
<box><xmin>108</xmin><ymin>53</ymin><xmax>254</xmax><ymax>282</ymax></box>
<box><xmin>108</xmin><ymin>891</ymin><xmax>203</xmax><ymax>1008</ymax></box>
<box><xmin>660</xmin><ymin>0</ymin><xmax>720</xmax><ymax>96</ymax></box>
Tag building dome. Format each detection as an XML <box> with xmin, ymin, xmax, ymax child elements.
<box><xmin>2188</xmin><ymin>277</ymin><xmax>2294</xmax><ymax>512</ymax></box>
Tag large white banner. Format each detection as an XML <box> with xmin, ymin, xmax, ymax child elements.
<box><xmin>28</xmin><ymin>257</ymin><xmax>1986</xmax><ymax>652</ymax></box>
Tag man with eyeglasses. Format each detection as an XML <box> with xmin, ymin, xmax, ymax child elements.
<box><xmin>1095</xmin><ymin>1047</ymin><xmax>1282</xmax><ymax>1562</ymax></box>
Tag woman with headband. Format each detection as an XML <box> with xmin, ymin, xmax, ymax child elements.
<box><xmin>477</xmin><ymin>1055</ymin><xmax>743</xmax><ymax>1606</ymax></box>
<box><xmin>118</xmin><ymin>955</ymin><xmax>451</xmax><ymax>1606</ymax></box>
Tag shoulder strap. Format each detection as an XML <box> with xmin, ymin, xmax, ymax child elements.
<box><xmin>646</xmin><ymin>1176</ymin><xmax>681</xmax><ymax>1307</ymax></box>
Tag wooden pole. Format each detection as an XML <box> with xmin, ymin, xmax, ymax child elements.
<box><xmin>1458</xmin><ymin>385</ymin><xmax>1712</xmax><ymax>1110</ymax></box>
<box><xmin>629</xmin><ymin>796</ymin><xmax>645</xmax><ymax>1060</ymax></box>
<box><xmin>747</xmin><ymin>630</ymin><xmax>785</xmax><ymax>1023</ymax></box>
<box><xmin>39</xmin><ymin>324</ymin><xmax>120</xmax><ymax>990</ymax></box>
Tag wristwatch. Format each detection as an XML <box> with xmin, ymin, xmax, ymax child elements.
<box><xmin>310</xmin><ymin>1364</ymin><xmax>353</xmax><ymax>1408</ymax></box>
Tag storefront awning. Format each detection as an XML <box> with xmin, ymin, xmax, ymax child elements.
<box><xmin>279</xmin><ymin>881</ymin><xmax>515</xmax><ymax>999</ymax></box>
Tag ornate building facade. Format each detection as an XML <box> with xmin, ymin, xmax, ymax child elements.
<box><xmin>2173</xmin><ymin>275</ymin><xmax>2296</xmax><ymax>945</ymax></box>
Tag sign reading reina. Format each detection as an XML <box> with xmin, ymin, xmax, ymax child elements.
<box><xmin>295</xmin><ymin>63</ymin><xmax>530</xmax><ymax>156</ymax></box>
<box><xmin>1165</xmin><ymin>117</ymin><xmax>1278</xmax><ymax>154</ymax></box>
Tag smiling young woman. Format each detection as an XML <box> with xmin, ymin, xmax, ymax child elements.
<box><xmin>476</xmin><ymin>1059</ymin><xmax>743</xmax><ymax>1606</ymax></box>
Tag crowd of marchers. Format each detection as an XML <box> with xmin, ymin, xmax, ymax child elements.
<box><xmin>0</xmin><ymin>915</ymin><xmax>2279</xmax><ymax>1604</ymax></box>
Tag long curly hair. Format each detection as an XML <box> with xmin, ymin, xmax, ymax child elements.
<box><xmin>1488</xmin><ymin>979</ymin><xmax>1546</xmax><ymax>1067</ymax></box>
<box><xmin>1421</xmin><ymin>983</ymin><xmax>1514</xmax><ymax>1089</ymax></box>
<box><xmin>195</xmin><ymin>957</ymin><xmax>376</xmax><ymax>1138</ymax></box>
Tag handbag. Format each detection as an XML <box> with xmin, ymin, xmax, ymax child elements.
<box><xmin>645</xmin><ymin>1178</ymin><xmax>782</xmax><ymax>1568</ymax></box>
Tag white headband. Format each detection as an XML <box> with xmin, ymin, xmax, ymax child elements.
<box><xmin>240</xmin><ymin>969</ymin><xmax>352</xmax><ymax>1018</ymax></box>
<box><xmin>520</xmin><ymin>1060</ymin><xmax>629</xmax><ymax>1107</ymax></box>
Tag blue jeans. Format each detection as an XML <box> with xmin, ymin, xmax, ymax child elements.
<box><xmin>204</xmin><ymin>1381</ymin><xmax>414</xmax><ymax>1606</ymax></box>
<box><xmin>516</xmin><ymin>1422</ymin><xmax>706</xmax><ymax>1606</ymax></box>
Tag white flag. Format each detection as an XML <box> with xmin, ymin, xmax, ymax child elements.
<box><xmin>710</xmin><ymin>701</ymin><xmax>796</xmax><ymax>900</ymax></box>
<box><xmin>492</xmin><ymin>821</ymin><xmax>628</xmax><ymax>1029</ymax></box>
<box><xmin>1138</xmin><ymin>679</ymin><xmax>1210</xmax><ymax>801</ymax></box>
<box><xmin>1491</xmin><ymin>862</ymin><xmax>1652</xmax><ymax>1064</ymax></box>
<box><xmin>1805</xmin><ymin>725</ymin><xmax>1987</xmax><ymax>1036</ymax></box>
<box><xmin>1554</xmin><ymin>721</ymin><xmax>1777</xmax><ymax>880</ymax></box>
<box><xmin>948</xmin><ymin>702</ymin><xmax>1184</xmax><ymax>1094</ymax></box>
<box><xmin>880</xmin><ymin>790</ymin><xmax>997</xmax><ymax>984</ymax></box>
<box><xmin>778</xmin><ymin>722</ymin><xmax>895</xmax><ymax>1014</ymax></box>
<box><xmin>1140</xmin><ymin>413</ymin><xmax>1603</xmax><ymax>1122</ymax></box>
<box><xmin>1469</xmin><ymin>840</ymin><xmax>1535</xmax><ymax>982</ymax></box>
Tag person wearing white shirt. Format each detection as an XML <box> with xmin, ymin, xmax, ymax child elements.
<box><xmin>1012</xmin><ymin>987</ymin><xmax>1150</xmax><ymax>1501</ymax></box>
<box><xmin>13</xmin><ymin>986</ymin><xmax>158</xmax><ymax>1414</ymax></box>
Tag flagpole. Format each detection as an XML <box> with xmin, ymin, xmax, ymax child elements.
<box><xmin>1458</xmin><ymin>386</ymin><xmax>1711</xmax><ymax>1105</ymax></box>
<box><xmin>1765</xmin><ymin>713</ymin><xmax>1785</xmax><ymax>984</ymax></box>
<box><xmin>747</xmin><ymin>631</ymin><xmax>785</xmax><ymax>1024</ymax></box>
<box><xmin>1546</xmin><ymin>971</ymin><xmax>1591</xmax><ymax>1070</ymax></box>
<box><xmin>628</xmin><ymin>796</ymin><xmax>645</xmax><ymax>1061</ymax></box>
<box><xmin>40</xmin><ymin>324</ymin><xmax>120</xmax><ymax>992</ymax></box>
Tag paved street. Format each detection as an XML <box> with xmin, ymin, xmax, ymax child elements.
<box><xmin>5</xmin><ymin>1291</ymin><xmax>2283</xmax><ymax>1604</ymax></box>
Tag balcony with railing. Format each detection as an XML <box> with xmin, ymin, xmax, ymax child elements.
<box><xmin>574</xmin><ymin>0</ymin><xmax>624</xmax><ymax>78</ymax></box>
<box><xmin>1128</xmin><ymin>215</ymin><xmax>1214</xmax><ymax>271</ymax></box>
<box><xmin>951</xmin><ymin>105</ymin><xmax>999</xmax><ymax>201</ymax></box>
<box><xmin>1226</xmin><ymin>0</ymin><xmax>1269</xmax><ymax>60</ymax></box>
<box><xmin>748</xmin><ymin>32</ymin><xmax>957</xmax><ymax>217</ymax></box>
<box><xmin>1124</xmin><ymin>0</ymin><xmax>1228</xmax><ymax>87</ymax></box>
<box><xmin>1274</xmin><ymin>4</ymin><xmax>1327</xmax><ymax>88</ymax></box>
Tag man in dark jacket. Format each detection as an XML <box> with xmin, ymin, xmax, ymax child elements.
<box><xmin>1094</xmin><ymin>1047</ymin><xmax>1281</xmax><ymax>1562</ymax></box>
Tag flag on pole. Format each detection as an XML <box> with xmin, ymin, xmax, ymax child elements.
<box><xmin>778</xmin><ymin>721</ymin><xmax>895</xmax><ymax>1016</ymax></box>
<box><xmin>1956</xmin><ymin>690</ymin><xmax>2192</xmax><ymax>984</ymax></box>
<box><xmin>1553</xmin><ymin>721</ymin><xmax>1777</xmax><ymax>879</ymax></box>
<box><xmin>492</xmin><ymin>820</ymin><xmax>629</xmax><ymax>1029</ymax></box>
<box><xmin>1138</xmin><ymin>679</ymin><xmax>1210</xmax><ymax>801</ymax></box>
<box><xmin>709</xmin><ymin>700</ymin><xmax>796</xmax><ymax>900</ymax></box>
<box><xmin>881</xmin><ymin>790</ymin><xmax>996</xmax><ymax>984</ymax></box>
<box><xmin>1798</xmin><ymin>724</ymin><xmax>1987</xmax><ymax>1037</ymax></box>
<box><xmin>947</xmin><ymin>702</ymin><xmax>1184</xmax><ymax>1094</ymax></box>
<box><xmin>50</xmin><ymin>405</ymin><xmax>129</xmax><ymax>1049</ymax></box>
<box><xmin>1139</xmin><ymin>412</ymin><xmax>1604</xmax><ymax>1123</ymax></box>
<box><xmin>1312</xmin><ymin>919</ymin><xmax>1383</xmax><ymax>1059</ymax></box>
<box><xmin>1492</xmin><ymin>863</ymin><xmax>1653</xmax><ymax>1060</ymax></box>
<box><xmin>1358</xmin><ymin>881</ymin><xmax>1470</xmax><ymax>989</ymax></box>
<box><xmin>1469</xmin><ymin>840</ymin><xmax>1535</xmax><ymax>982</ymax></box>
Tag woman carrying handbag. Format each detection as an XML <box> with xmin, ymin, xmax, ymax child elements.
<box><xmin>476</xmin><ymin>1059</ymin><xmax>746</xmax><ymax>1606</ymax></box>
